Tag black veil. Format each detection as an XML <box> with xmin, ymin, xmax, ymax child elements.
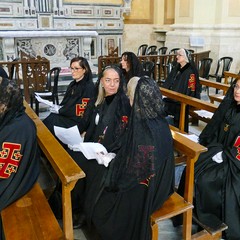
<box><xmin>198</xmin><ymin>79</ymin><xmax>237</xmax><ymax>146</ymax></box>
<box><xmin>105</xmin><ymin>76</ymin><xmax>173</xmax><ymax>191</ymax></box>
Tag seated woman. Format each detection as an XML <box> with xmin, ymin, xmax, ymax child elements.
<box><xmin>162</xmin><ymin>48</ymin><xmax>201</xmax><ymax>132</ymax></box>
<box><xmin>68</xmin><ymin>65</ymin><xmax>131</xmax><ymax>227</ymax></box>
<box><xmin>43</xmin><ymin>56</ymin><xmax>95</xmax><ymax>139</ymax></box>
<box><xmin>73</xmin><ymin>75</ymin><xmax>175</xmax><ymax>239</ymax></box>
<box><xmin>0</xmin><ymin>77</ymin><xmax>40</xmax><ymax>239</ymax></box>
<box><xmin>120</xmin><ymin>51</ymin><xmax>144</xmax><ymax>84</ymax></box>
<box><xmin>193</xmin><ymin>78</ymin><xmax>240</xmax><ymax>239</ymax></box>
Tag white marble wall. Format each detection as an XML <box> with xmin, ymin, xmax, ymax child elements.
<box><xmin>0</xmin><ymin>1</ymin><xmax>128</xmax><ymax>68</ymax></box>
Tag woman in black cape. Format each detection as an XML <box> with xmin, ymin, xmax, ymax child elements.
<box><xmin>82</xmin><ymin>76</ymin><xmax>175</xmax><ymax>240</ymax></box>
<box><xmin>69</xmin><ymin>65</ymin><xmax>131</xmax><ymax>227</ymax></box>
<box><xmin>43</xmin><ymin>56</ymin><xmax>95</xmax><ymax>137</ymax></box>
<box><xmin>162</xmin><ymin>48</ymin><xmax>201</xmax><ymax>132</ymax></box>
<box><xmin>194</xmin><ymin>78</ymin><xmax>240</xmax><ymax>240</ymax></box>
<box><xmin>120</xmin><ymin>51</ymin><xmax>144</xmax><ymax>84</ymax></box>
<box><xmin>0</xmin><ymin>77</ymin><xmax>40</xmax><ymax>239</ymax></box>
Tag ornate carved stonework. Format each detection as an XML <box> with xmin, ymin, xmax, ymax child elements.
<box><xmin>0</xmin><ymin>0</ymin><xmax>132</xmax><ymax>67</ymax></box>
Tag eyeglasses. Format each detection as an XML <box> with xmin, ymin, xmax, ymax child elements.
<box><xmin>70</xmin><ymin>67</ymin><xmax>83</xmax><ymax>72</ymax></box>
<box><xmin>233</xmin><ymin>83</ymin><xmax>240</xmax><ymax>91</ymax></box>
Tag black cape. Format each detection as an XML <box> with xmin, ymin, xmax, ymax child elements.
<box><xmin>195</xmin><ymin>81</ymin><xmax>240</xmax><ymax>240</ymax></box>
<box><xmin>43</xmin><ymin>76</ymin><xmax>95</xmax><ymax>134</ymax></box>
<box><xmin>69</xmin><ymin>91</ymin><xmax>131</xmax><ymax>215</ymax></box>
<box><xmin>76</xmin><ymin>76</ymin><xmax>175</xmax><ymax>240</ymax></box>
<box><xmin>162</xmin><ymin>63</ymin><xmax>200</xmax><ymax>132</ymax></box>
<box><xmin>0</xmin><ymin>111</ymin><xmax>40</xmax><ymax>211</ymax></box>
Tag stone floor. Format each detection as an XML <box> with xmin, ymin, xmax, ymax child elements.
<box><xmin>37</xmin><ymin>87</ymin><xmax>218</xmax><ymax>240</ymax></box>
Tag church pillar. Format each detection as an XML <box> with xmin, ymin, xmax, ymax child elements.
<box><xmin>165</xmin><ymin>0</ymin><xmax>240</xmax><ymax>73</ymax></box>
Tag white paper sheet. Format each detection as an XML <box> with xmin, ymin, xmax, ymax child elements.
<box><xmin>194</xmin><ymin>110</ymin><xmax>214</xmax><ymax>119</ymax></box>
<box><xmin>34</xmin><ymin>93</ymin><xmax>53</xmax><ymax>107</ymax></box>
<box><xmin>68</xmin><ymin>142</ymin><xmax>115</xmax><ymax>166</ymax></box>
<box><xmin>54</xmin><ymin>125</ymin><xmax>83</xmax><ymax>145</ymax></box>
<box><xmin>178</xmin><ymin>133</ymin><xmax>199</xmax><ymax>143</ymax></box>
<box><xmin>69</xmin><ymin>142</ymin><xmax>107</xmax><ymax>159</ymax></box>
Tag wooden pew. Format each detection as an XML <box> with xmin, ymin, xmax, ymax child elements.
<box><xmin>1</xmin><ymin>183</ymin><xmax>64</xmax><ymax>240</ymax></box>
<box><xmin>151</xmin><ymin>128</ymin><xmax>227</xmax><ymax>240</ymax></box>
<box><xmin>1</xmin><ymin>101</ymin><xmax>85</xmax><ymax>240</ymax></box>
<box><xmin>199</xmin><ymin>77</ymin><xmax>229</xmax><ymax>104</ymax></box>
<box><xmin>160</xmin><ymin>87</ymin><xmax>218</xmax><ymax>132</ymax></box>
<box><xmin>97</xmin><ymin>50</ymin><xmax>211</xmax><ymax>82</ymax></box>
<box><xmin>202</xmin><ymin>72</ymin><xmax>239</xmax><ymax>104</ymax></box>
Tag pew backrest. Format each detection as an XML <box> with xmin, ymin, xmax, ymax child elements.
<box><xmin>24</xmin><ymin>101</ymin><xmax>85</xmax><ymax>240</ymax></box>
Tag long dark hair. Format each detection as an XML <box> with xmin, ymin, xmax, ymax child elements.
<box><xmin>121</xmin><ymin>52</ymin><xmax>143</xmax><ymax>83</ymax></box>
<box><xmin>70</xmin><ymin>56</ymin><xmax>93</xmax><ymax>82</ymax></box>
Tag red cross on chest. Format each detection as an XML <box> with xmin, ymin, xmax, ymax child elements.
<box><xmin>234</xmin><ymin>136</ymin><xmax>240</xmax><ymax>161</ymax></box>
<box><xmin>0</xmin><ymin>142</ymin><xmax>22</xmax><ymax>179</ymax></box>
<box><xmin>76</xmin><ymin>98</ymin><xmax>90</xmax><ymax>117</ymax></box>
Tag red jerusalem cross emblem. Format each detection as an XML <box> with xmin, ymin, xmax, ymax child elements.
<box><xmin>76</xmin><ymin>98</ymin><xmax>90</xmax><ymax>117</ymax></box>
<box><xmin>234</xmin><ymin>136</ymin><xmax>240</xmax><ymax>161</ymax></box>
<box><xmin>0</xmin><ymin>142</ymin><xmax>22</xmax><ymax>179</ymax></box>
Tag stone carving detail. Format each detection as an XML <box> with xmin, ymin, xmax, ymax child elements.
<box><xmin>63</xmin><ymin>38</ymin><xmax>79</xmax><ymax>60</ymax></box>
<box><xmin>44</xmin><ymin>44</ymin><xmax>56</xmax><ymax>56</ymax></box>
<box><xmin>17</xmin><ymin>39</ymin><xmax>36</xmax><ymax>58</ymax></box>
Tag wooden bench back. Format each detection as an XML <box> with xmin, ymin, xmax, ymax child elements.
<box><xmin>160</xmin><ymin>87</ymin><xmax>218</xmax><ymax>132</ymax></box>
<box><xmin>24</xmin><ymin>101</ymin><xmax>85</xmax><ymax>240</ymax></box>
<box><xmin>200</xmin><ymin>71</ymin><xmax>239</xmax><ymax>104</ymax></box>
<box><xmin>223</xmin><ymin>71</ymin><xmax>240</xmax><ymax>85</ymax></box>
<box><xmin>98</xmin><ymin>50</ymin><xmax>211</xmax><ymax>81</ymax></box>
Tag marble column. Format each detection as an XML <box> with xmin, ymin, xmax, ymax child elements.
<box><xmin>2</xmin><ymin>38</ymin><xmax>16</xmax><ymax>61</ymax></box>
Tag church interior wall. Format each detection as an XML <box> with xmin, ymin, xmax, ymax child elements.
<box><xmin>0</xmin><ymin>0</ymin><xmax>240</xmax><ymax>73</ymax></box>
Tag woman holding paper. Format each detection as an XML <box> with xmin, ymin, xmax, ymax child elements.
<box><xmin>175</xmin><ymin>79</ymin><xmax>240</xmax><ymax>239</ymax></box>
<box><xmin>77</xmin><ymin>65</ymin><xmax>131</xmax><ymax>152</ymax></box>
<box><xmin>71</xmin><ymin>76</ymin><xmax>175</xmax><ymax>239</ymax></box>
<box><xmin>43</xmin><ymin>56</ymin><xmax>95</xmax><ymax>138</ymax></box>
<box><xmin>192</xmin><ymin>78</ymin><xmax>240</xmax><ymax>240</ymax></box>
<box><xmin>69</xmin><ymin>65</ymin><xmax>131</xmax><ymax>228</ymax></box>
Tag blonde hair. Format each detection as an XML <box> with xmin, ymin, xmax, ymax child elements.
<box><xmin>95</xmin><ymin>66</ymin><xmax>122</xmax><ymax>106</ymax></box>
<box><xmin>127</xmin><ymin>76</ymin><xmax>140</xmax><ymax>103</ymax></box>
<box><xmin>95</xmin><ymin>81</ymin><xmax>105</xmax><ymax>106</ymax></box>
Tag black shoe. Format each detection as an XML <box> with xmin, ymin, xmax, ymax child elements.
<box><xmin>73</xmin><ymin>213</ymin><xmax>86</xmax><ymax>229</ymax></box>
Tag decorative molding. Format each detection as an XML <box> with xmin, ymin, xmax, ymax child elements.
<box><xmin>124</xmin><ymin>0</ymin><xmax>154</xmax><ymax>24</ymax></box>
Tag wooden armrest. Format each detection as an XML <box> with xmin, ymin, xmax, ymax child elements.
<box><xmin>192</xmin><ymin>214</ymin><xmax>228</xmax><ymax>236</ymax></box>
<box><xmin>151</xmin><ymin>192</ymin><xmax>193</xmax><ymax>223</ymax></box>
<box><xmin>24</xmin><ymin>101</ymin><xmax>85</xmax><ymax>185</ymax></box>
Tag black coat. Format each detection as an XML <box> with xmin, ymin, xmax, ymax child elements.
<box><xmin>0</xmin><ymin>111</ymin><xmax>40</xmax><ymax>211</ymax></box>
<box><xmin>43</xmin><ymin>76</ymin><xmax>95</xmax><ymax>135</ymax></box>
<box><xmin>195</xmin><ymin>103</ymin><xmax>240</xmax><ymax>240</ymax></box>
<box><xmin>162</xmin><ymin>63</ymin><xmax>200</xmax><ymax>131</ymax></box>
